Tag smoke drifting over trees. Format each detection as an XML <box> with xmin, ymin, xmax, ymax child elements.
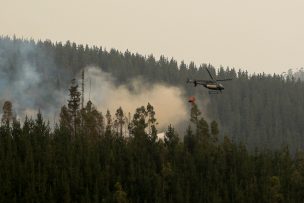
<box><xmin>1</xmin><ymin>36</ymin><xmax>304</xmax><ymax>151</ymax></box>
<box><xmin>0</xmin><ymin>37</ymin><xmax>191</xmax><ymax>131</ymax></box>
<box><xmin>0</xmin><ymin>38</ymin><xmax>66</xmax><ymax>121</ymax></box>
<box><xmin>1</xmin><ymin>93</ymin><xmax>302</xmax><ymax>202</ymax></box>
<box><xmin>2</xmin><ymin>36</ymin><xmax>304</xmax><ymax>202</ymax></box>
<box><xmin>85</xmin><ymin>67</ymin><xmax>188</xmax><ymax>130</ymax></box>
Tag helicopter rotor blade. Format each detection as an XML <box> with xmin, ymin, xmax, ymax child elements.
<box><xmin>216</xmin><ymin>78</ymin><xmax>233</xmax><ymax>82</ymax></box>
<box><xmin>206</xmin><ymin>67</ymin><xmax>215</xmax><ymax>81</ymax></box>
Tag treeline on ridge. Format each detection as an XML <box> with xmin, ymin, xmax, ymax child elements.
<box><xmin>1</xmin><ymin>36</ymin><xmax>304</xmax><ymax>151</ymax></box>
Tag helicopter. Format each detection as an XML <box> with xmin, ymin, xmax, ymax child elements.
<box><xmin>187</xmin><ymin>67</ymin><xmax>232</xmax><ymax>94</ymax></box>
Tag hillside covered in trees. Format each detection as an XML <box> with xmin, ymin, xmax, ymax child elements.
<box><xmin>1</xmin><ymin>85</ymin><xmax>304</xmax><ymax>202</ymax></box>
<box><xmin>1</xmin><ymin>36</ymin><xmax>304</xmax><ymax>152</ymax></box>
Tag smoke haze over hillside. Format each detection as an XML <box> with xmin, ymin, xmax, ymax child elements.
<box><xmin>0</xmin><ymin>40</ymin><xmax>191</xmax><ymax>130</ymax></box>
<box><xmin>0</xmin><ymin>40</ymin><xmax>66</xmax><ymax>122</ymax></box>
<box><xmin>84</xmin><ymin>66</ymin><xmax>188</xmax><ymax>130</ymax></box>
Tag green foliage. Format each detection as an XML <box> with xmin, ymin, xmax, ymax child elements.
<box><xmin>0</xmin><ymin>102</ymin><xmax>303</xmax><ymax>202</ymax></box>
<box><xmin>1</xmin><ymin>101</ymin><xmax>14</xmax><ymax>125</ymax></box>
<box><xmin>164</xmin><ymin>124</ymin><xmax>179</xmax><ymax>152</ymax></box>
<box><xmin>1</xmin><ymin>36</ymin><xmax>304</xmax><ymax>202</ymax></box>
<box><xmin>114</xmin><ymin>107</ymin><xmax>125</xmax><ymax>137</ymax></box>
<box><xmin>1</xmin><ymin>37</ymin><xmax>304</xmax><ymax>151</ymax></box>
<box><xmin>211</xmin><ymin>120</ymin><xmax>219</xmax><ymax>143</ymax></box>
<box><xmin>113</xmin><ymin>182</ymin><xmax>128</xmax><ymax>203</ymax></box>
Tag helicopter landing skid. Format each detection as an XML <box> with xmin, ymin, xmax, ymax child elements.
<box><xmin>208</xmin><ymin>90</ymin><xmax>222</xmax><ymax>95</ymax></box>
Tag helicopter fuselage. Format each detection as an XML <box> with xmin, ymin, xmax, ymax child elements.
<box><xmin>187</xmin><ymin>67</ymin><xmax>231</xmax><ymax>93</ymax></box>
<box><xmin>205</xmin><ymin>83</ymin><xmax>224</xmax><ymax>90</ymax></box>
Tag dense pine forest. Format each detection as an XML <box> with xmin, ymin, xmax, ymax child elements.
<box><xmin>1</xmin><ymin>36</ymin><xmax>304</xmax><ymax>202</ymax></box>
<box><xmin>1</xmin><ymin>89</ymin><xmax>304</xmax><ymax>202</ymax></box>
<box><xmin>1</xmin><ymin>36</ymin><xmax>304</xmax><ymax>151</ymax></box>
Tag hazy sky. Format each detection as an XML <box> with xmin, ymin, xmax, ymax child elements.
<box><xmin>1</xmin><ymin>0</ymin><xmax>304</xmax><ymax>74</ymax></box>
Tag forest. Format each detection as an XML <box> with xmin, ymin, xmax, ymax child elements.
<box><xmin>1</xmin><ymin>36</ymin><xmax>304</xmax><ymax>202</ymax></box>
<box><xmin>1</xmin><ymin>84</ymin><xmax>304</xmax><ymax>202</ymax></box>
<box><xmin>1</xmin><ymin>36</ymin><xmax>304</xmax><ymax>151</ymax></box>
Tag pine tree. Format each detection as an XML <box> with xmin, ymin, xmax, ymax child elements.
<box><xmin>67</xmin><ymin>79</ymin><xmax>81</xmax><ymax>136</ymax></box>
<box><xmin>114</xmin><ymin>107</ymin><xmax>125</xmax><ymax>137</ymax></box>
<box><xmin>184</xmin><ymin>126</ymin><xmax>195</xmax><ymax>153</ymax></box>
<box><xmin>1</xmin><ymin>101</ymin><xmax>15</xmax><ymax>125</ymax></box>
<box><xmin>196</xmin><ymin>117</ymin><xmax>210</xmax><ymax>144</ymax></box>
<box><xmin>105</xmin><ymin>110</ymin><xmax>112</xmax><ymax>136</ymax></box>
<box><xmin>130</xmin><ymin>106</ymin><xmax>147</xmax><ymax>136</ymax></box>
<box><xmin>59</xmin><ymin>105</ymin><xmax>73</xmax><ymax>133</ymax></box>
<box><xmin>113</xmin><ymin>182</ymin><xmax>128</xmax><ymax>203</ymax></box>
<box><xmin>210</xmin><ymin>120</ymin><xmax>219</xmax><ymax>143</ymax></box>
<box><xmin>164</xmin><ymin>124</ymin><xmax>179</xmax><ymax>152</ymax></box>
<box><xmin>190</xmin><ymin>103</ymin><xmax>201</xmax><ymax>125</ymax></box>
<box><xmin>269</xmin><ymin>176</ymin><xmax>284</xmax><ymax>203</ymax></box>
<box><xmin>82</xmin><ymin>100</ymin><xmax>105</xmax><ymax>138</ymax></box>
<box><xmin>147</xmin><ymin>103</ymin><xmax>157</xmax><ymax>142</ymax></box>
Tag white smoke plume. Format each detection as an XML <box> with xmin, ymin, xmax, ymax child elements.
<box><xmin>0</xmin><ymin>40</ymin><xmax>66</xmax><ymax>123</ymax></box>
<box><xmin>0</xmin><ymin>39</ymin><xmax>208</xmax><ymax>133</ymax></box>
<box><xmin>83</xmin><ymin>66</ymin><xmax>189</xmax><ymax>131</ymax></box>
